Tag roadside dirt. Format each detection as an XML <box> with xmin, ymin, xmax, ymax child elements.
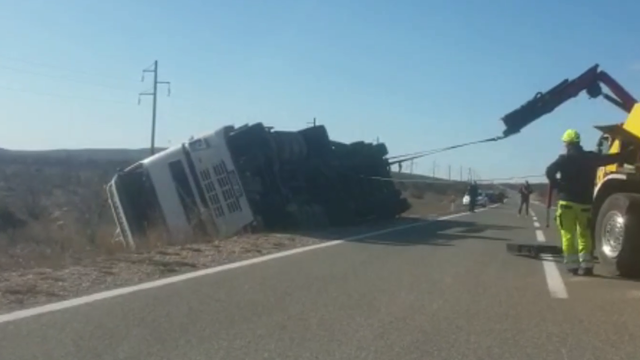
<box><xmin>0</xmin><ymin>233</ymin><xmax>325</xmax><ymax>314</ymax></box>
<box><xmin>0</xmin><ymin>196</ymin><xmax>464</xmax><ymax>314</ymax></box>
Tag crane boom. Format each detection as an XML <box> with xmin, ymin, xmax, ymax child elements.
<box><xmin>500</xmin><ymin>64</ymin><xmax>638</xmax><ymax>138</ymax></box>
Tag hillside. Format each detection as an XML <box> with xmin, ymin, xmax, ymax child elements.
<box><xmin>0</xmin><ymin>147</ymin><xmax>163</xmax><ymax>162</ymax></box>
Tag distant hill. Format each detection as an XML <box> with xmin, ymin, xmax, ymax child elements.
<box><xmin>0</xmin><ymin>147</ymin><xmax>168</xmax><ymax>162</ymax></box>
<box><xmin>391</xmin><ymin>172</ymin><xmax>464</xmax><ymax>183</ymax></box>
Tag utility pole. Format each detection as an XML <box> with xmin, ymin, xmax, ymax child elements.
<box><xmin>307</xmin><ymin>117</ymin><xmax>317</xmax><ymax>127</ymax></box>
<box><xmin>139</xmin><ymin>60</ymin><xmax>171</xmax><ymax>156</ymax></box>
<box><xmin>460</xmin><ymin>166</ymin><xmax>463</xmax><ymax>181</ymax></box>
<box><xmin>432</xmin><ymin>160</ymin><xmax>437</xmax><ymax>177</ymax></box>
<box><xmin>410</xmin><ymin>159</ymin><xmax>414</xmax><ymax>174</ymax></box>
<box><xmin>448</xmin><ymin>165</ymin><xmax>451</xmax><ymax>180</ymax></box>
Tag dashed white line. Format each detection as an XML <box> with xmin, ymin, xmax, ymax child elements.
<box><xmin>541</xmin><ymin>255</ymin><xmax>569</xmax><ymax>299</ymax></box>
<box><xmin>533</xmin><ymin>221</ymin><xmax>541</xmax><ymax>228</ymax></box>
<box><xmin>533</xmin><ymin>216</ymin><xmax>568</xmax><ymax>299</ymax></box>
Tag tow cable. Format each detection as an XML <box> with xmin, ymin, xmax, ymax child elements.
<box><xmin>387</xmin><ymin>135</ymin><xmax>507</xmax><ymax>166</ymax></box>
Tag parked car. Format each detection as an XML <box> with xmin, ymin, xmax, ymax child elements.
<box><xmin>462</xmin><ymin>190</ymin><xmax>489</xmax><ymax>207</ymax></box>
<box><xmin>485</xmin><ymin>191</ymin><xmax>505</xmax><ymax>204</ymax></box>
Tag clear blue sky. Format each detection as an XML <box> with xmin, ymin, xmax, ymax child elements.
<box><xmin>1</xmin><ymin>0</ymin><xmax>640</xmax><ymax>180</ymax></box>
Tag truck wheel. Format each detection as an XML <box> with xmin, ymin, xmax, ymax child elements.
<box><xmin>595</xmin><ymin>193</ymin><xmax>640</xmax><ymax>278</ymax></box>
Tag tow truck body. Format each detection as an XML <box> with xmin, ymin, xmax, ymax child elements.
<box><xmin>502</xmin><ymin>64</ymin><xmax>640</xmax><ymax>277</ymax></box>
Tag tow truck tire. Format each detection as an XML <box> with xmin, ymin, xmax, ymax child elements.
<box><xmin>594</xmin><ymin>193</ymin><xmax>640</xmax><ymax>278</ymax></box>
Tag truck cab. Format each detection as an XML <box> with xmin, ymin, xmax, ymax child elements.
<box><xmin>106</xmin><ymin>127</ymin><xmax>254</xmax><ymax>249</ymax></box>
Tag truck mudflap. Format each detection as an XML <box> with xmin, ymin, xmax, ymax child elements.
<box><xmin>506</xmin><ymin>242</ymin><xmax>563</xmax><ymax>258</ymax></box>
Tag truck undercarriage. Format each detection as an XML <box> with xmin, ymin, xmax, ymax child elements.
<box><xmin>226</xmin><ymin>123</ymin><xmax>410</xmax><ymax>231</ymax></box>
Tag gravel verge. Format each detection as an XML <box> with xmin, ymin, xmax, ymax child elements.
<box><xmin>0</xmin><ymin>233</ymin><xmax>323</xmax><ymax>314</ymax></box>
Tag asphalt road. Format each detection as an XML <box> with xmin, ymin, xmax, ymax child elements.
<box><xmin>2</xmin><ymin>202</ymin><xmax>640</xmax><ymax>360</ymax></box>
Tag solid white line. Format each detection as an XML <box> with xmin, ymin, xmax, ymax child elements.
<box><xmin>535</xmin><ymin>229</ymin><xmax>545</xmax><ymax>242</ymax></box>
<box><xmin>541</xmin><ymin>255</ymin><xmax>569</xmax><ymax>299</ymax></box>
<box><xmin>533</xmin><ymin>221</ymin><xmax>541</xmax><ymax>228</ymax></box>
<box><xmin>0</xmin><ymin>206</ymin><xmax>499</xmax><ymax>325</ymax></box>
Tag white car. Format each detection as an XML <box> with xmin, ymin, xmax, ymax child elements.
<box><xmin>462</xmin><ymin>191</ymin><xmax>489</xmax><ymax>207</ymax></box>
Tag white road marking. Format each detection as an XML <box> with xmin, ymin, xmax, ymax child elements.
<box><xmin>533</xmin><ymin>220</ymin><xmax>568</xmax><ymax>299</ymax></box>
<box><xmin>0</xmin><ymin>205</ymin><xmax>499</xmax><ymax>325</ymax></box>
<box><xmin>533</xmin><ymin>221</ymin><xmax>541</xmax><ymax>228</ymax></box>
<box><xmin>541</xmin><ymin>255</ymin><xmax>569</xmax><ymax>299</ymax></box>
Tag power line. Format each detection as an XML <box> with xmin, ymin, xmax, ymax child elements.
<box><xmin>0</xmin><ymin>85</ymin><xmax>136</xmax><ymax>106</ymax></box>
<box><xmin>0</xmin><ymin>64</ymin><xmax>138</xmax><ymax>93</ymax></box>
<box><xmin>364</xmin><ymin>173</ymin><xmax>546</xmax><ymax>184</ymax></box>
<box><xmin>138</xmin><ymin>60</ymin><xmax>171</xmax><ymax>156</ymax></box>
<box><xmin>0</xmin><ymin>53</ymin><xmax>136</xmax><ymax>83</ymax></box>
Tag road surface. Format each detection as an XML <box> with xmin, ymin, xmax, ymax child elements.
<box><xmin>1</xmin><ymin>202</ymin><xmax>640</xmax><ymax>360</ymax></box>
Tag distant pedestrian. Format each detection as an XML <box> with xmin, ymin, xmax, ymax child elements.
<box><xmin>467</xmin><ymin>181</ymin><xmax>479</xmax><ymax>213</ymax></box>
<box><xmin>518</xmin><ymin>181</ymin><xmax>533</xmax><ymax>216</ymax></box>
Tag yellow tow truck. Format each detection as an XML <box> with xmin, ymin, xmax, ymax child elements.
<box><xmin>502</xmin><ymin>64</ymin><xmax>640</xmax><ymax>277</ymax></box>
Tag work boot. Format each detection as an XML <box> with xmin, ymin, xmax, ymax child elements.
<box><xmin>567</xmin><ymin>268</ymin><xmax>579</xmax><ymax>276</ymax></box>
<box><xmin>580</xmin><ymin>268</ymin><xmax>594</xmax><ymax>276</ymax></box>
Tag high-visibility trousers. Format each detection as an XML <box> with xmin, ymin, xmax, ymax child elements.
<box><xmin>555</xmin><ymin>200</ymin><xmax>594</xmax><ymax>270</ymax></box>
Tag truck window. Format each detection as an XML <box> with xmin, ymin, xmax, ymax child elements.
<box><xmin>168</xmin><ymin>160</ymin><xmax>200</xmax><ymax>225</ymax></box>
<box><xmin>597</xmin><ymin>135</ymin><xmax>612</xmax><ymax>154</ymax></box>
<box><xmin>113</xmin><ymin>165</ymin><xmax>165</xmax><ymax>241</ymax></box>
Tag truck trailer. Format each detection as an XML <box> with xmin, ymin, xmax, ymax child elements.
<box><xmin>106</xmin><ymin>123</ymin><xmax>410</xmax><ymax>249</ymax></box>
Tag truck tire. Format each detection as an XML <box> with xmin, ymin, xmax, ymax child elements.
<box><xmin>594</xmin><ymin>193</ymin><xmax>640</xmax><ymax>278</ymax></box>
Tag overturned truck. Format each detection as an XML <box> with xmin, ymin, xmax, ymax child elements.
<box><xmin>106</xmin><ymin>123</ymin><xmax>410</xmax><ymax>248</ymax></box>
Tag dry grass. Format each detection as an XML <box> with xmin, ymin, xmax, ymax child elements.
<box><xmin>0</xmin><ymin>158</ymin><xmax>131</xmax><ymax>271</ymax></box>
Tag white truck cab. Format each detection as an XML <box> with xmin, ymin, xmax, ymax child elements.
<box><xmin>106</xmin><ymin>127</ymin><xmax>254</xmax><ymax>248</ymax></box>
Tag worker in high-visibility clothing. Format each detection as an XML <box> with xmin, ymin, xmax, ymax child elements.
<box><xmin>545</xmin><ymin>129</ymin><xmax>634</xmax><ymax>275</ymax></box>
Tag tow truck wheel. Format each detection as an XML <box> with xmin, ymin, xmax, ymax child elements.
<box><xmin>594</xmin><ymin>193</ymin><xmax>640</xmax><ymax>278</ymax></box>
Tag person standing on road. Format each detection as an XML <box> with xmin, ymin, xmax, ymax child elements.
<box><xmin>517</xmin><ymin>181</ymin><xmax>533</xmax><ymax>216</ymax></box>
<box><xmin>467</xmin><ymin>181</ymin><xmax>479</xmax><ymax>213</ymax></box>
<box><xmin>545</xmin><ymin>129</ymin><xmax>634</xmax><ymax>276</ymax></box>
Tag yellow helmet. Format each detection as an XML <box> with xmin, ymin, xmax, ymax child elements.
<box><xmin>562</xmin><ymin>129</ymin><xmax>581</xmax><ymax>143</ymax></box>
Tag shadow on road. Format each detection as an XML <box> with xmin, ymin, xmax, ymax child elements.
<box><xmin>276</xmin><ymin>203</ymin><xmax>522</xmax><ymax>247</ymax></box>
<box><xmin>347</xmin><ymin>219</ymin><xmax>520</xmax><ymax>247</ymax></box>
